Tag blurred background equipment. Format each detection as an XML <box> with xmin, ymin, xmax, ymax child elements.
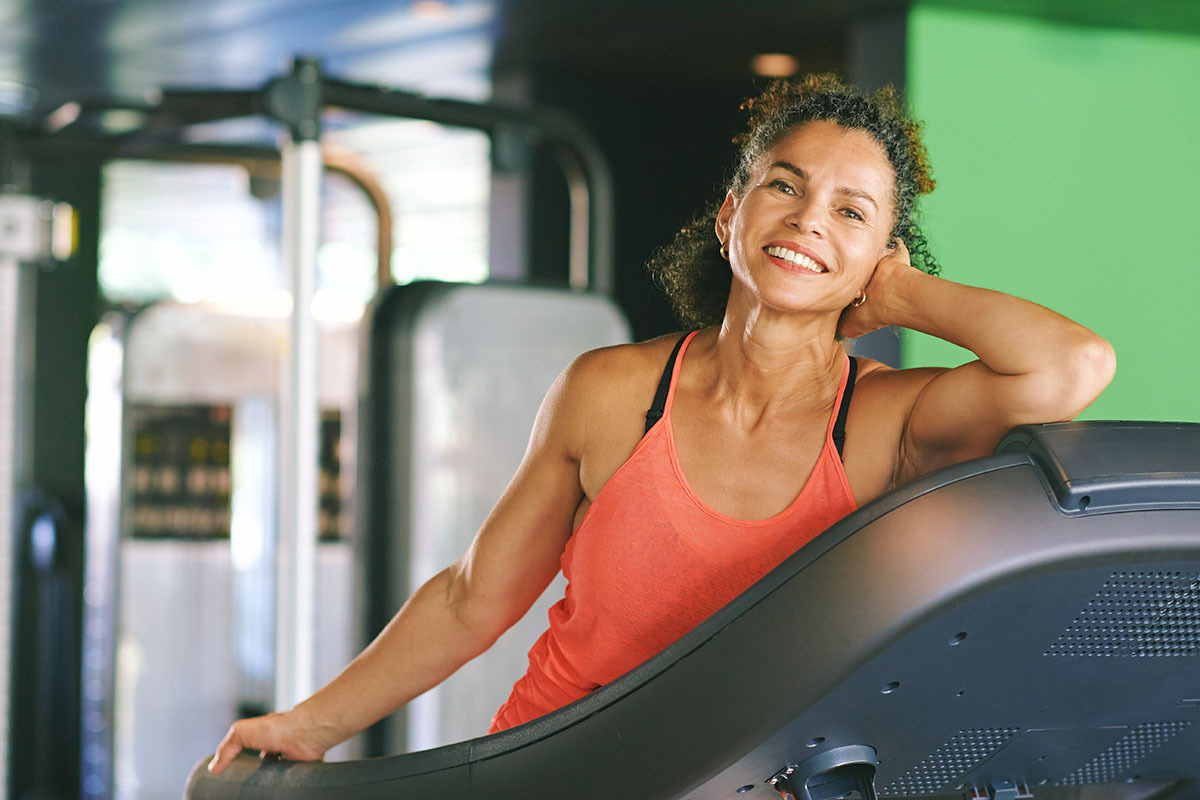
<box><xmin>71</xmin><ymin>53</ymin><xmax>622</xmax><ymax>797</ymax></box>
<box><xmin>85</xmin><ymin>306</ymin><xmax>362</xmax><ymax>799</ymax></box>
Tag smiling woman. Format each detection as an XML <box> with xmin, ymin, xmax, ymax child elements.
<box><xmin>719</xmin><ymin>120</ymin><xmax>899</xmax><ymax>318</ymax></box>
<box><xmin>209</xmin><ymin>73</ymin><xmax>1115</xmax><ymax>771</ymax></box>
<box><xmin>649</xmin><ymin>73</ymin><xmax>938</xmax><ymax>331</ymax></box>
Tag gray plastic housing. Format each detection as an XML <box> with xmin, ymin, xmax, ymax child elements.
<box><xmin>998</xmin><ymin>421</ymin><xmax>1200</xmax><ymax>514</ymax></box>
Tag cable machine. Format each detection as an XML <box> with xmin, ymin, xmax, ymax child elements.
<box><xmin>30</xmin><ymin>57</ymin><xmax>622</xmax><ymax>798</ymax></box>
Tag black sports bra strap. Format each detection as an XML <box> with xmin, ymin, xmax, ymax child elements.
<box><xmin>644</xmin><ymin>334</ymin><xmax>690</xmax><ymax>435</ymax></box>
<box><xmin>831</xmin><ymin>356</ymin><xmax>858</xmax><ymax>461</ymax></box>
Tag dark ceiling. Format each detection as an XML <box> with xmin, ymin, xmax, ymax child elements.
<box><xmin>7</xmin><ymin>0</ymin><xmax>1196</xmax><ymax>131</ymax></box>
<box><xmin>3</xmin><ymin>0</ymin><xmax>501</xmax><ymax>120</ymax></box>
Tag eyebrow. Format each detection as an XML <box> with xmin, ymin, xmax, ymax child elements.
<box><xmin>766</xmin><ymin>160</ymin><xmax>880</xmax><ymax>210</ymax></box>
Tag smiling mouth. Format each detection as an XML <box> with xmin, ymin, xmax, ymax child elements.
<box><xmin>764</xmin><ymin>246</ymin><xmax>826</xmax><ymax>273</ymax></box>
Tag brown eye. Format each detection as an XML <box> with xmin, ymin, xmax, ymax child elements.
<box><xmin>768</xmin><ymin>179</ymin><xmax>796</xmax><ymax>195</ymax></box>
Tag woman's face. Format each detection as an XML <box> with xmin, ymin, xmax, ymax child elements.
<box><xmin>716</xmin><ymin>120</ymin><xmax>897</xmax><ymax>316</ymax></box>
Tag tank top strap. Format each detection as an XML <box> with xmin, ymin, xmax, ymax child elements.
<box><xmin>831</xmin><ymin>355</ymin><xmax>858</xmax><ymax>460</ymax></box>
<box><xmin>643</xmin><ymin>332</ymin><xmax>694</xmax><ymax>435</ymax></box>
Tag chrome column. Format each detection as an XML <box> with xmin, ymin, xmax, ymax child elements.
<box><xmin>0</xmin><ymin>252</ymin><xmax>28</xmax><ymax>800</ymax></box>
<box><xmin>272</xmin><ymin>58</ymin><xmax>324</xmax><ymax>711</ymax></box>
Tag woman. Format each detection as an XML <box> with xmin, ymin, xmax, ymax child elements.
<box><xmin>208</xmin><ymin>74</ymin><xmax>1114</xmax><ymax>772</ymax></box>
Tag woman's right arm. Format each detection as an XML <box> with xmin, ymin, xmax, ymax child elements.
<box><xmin>208</xmin><ymin>356</ymin><xmax>592</xmax><ymax>773</ymax></box>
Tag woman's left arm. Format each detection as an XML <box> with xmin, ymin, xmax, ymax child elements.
<box><xmin>843</xmin><ymin>241</ymin><xmax>1117</xmax><ymax>485</ymax></box>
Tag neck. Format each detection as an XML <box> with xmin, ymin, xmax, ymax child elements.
<box><xmin>696</xmin><ymin>293</ymin><xmax>846</xmax><ymax>414</ymax></box>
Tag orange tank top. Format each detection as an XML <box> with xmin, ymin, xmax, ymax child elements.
<box><xmin>489</xmin><ymin>331</ymin><xmax>859</xmax><ymax>732</ymax></box>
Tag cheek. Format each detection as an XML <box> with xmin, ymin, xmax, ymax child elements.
<box><xmin>729</xmin><ymin>213</ymin><xmax>754</xmax><ymax>254</ymax></box>
<box><xmin>854</xmin><ymin>222</ymin><xmax>894</xmax><ymax>261</ymax></box>
<box><xmin>844</xmin><ymin>228</ymin><xmax>879</xmax><ymax>255</ymax></box>
<box><xmin>841</xmin><ymin>239</ymin><xmax>884</xmax><ymax>282</ymax></box>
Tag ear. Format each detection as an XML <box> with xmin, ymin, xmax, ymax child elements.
<box><xmin>715</xmin><ymin>190</ymin><xmax>736</xmax><ymax>246</ymax></box>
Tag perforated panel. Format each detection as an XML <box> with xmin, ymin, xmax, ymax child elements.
<box><xmin>1056</xmin><ymin>722</ymin><xmax>1192</xmax><ymax>785</ymax></box>
<box><xmin>881</xmin><ymin>729</ymin><xmax>1020</xmax><ymax>795</ymax></box>
<box><xmin>1045</xmin><ymin>571</ymin><xmax>1200</xmax><ymax>657</ymax></box>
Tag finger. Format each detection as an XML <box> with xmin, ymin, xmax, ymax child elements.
<box><xmin>208</xmin><ymin>737</ymin><xmax>238</xmax><ymax>774</ymax></box>
<box><xmin>209</xmin><ymin>722</ymin><xmax>252</xmax><ymax>774</ymax></box>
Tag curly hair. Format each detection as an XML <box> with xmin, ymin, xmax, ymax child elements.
<box><xmin>647</xmin><ymin>74</ymin><xmax>939</xmax><ymax>330</ymax></box>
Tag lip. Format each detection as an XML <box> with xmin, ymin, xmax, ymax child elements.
<box><xmin>763</xmin><ymin>240</ymin><xmax>829</xmax><ymax>273</ymax></box>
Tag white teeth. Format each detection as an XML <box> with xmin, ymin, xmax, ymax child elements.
<box><xmin>765</xmin><ymin>246</ymin><xmax>823</xmax><ymax>272</ymax></box>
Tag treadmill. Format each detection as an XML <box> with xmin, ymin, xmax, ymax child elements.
<box><xmin>185</xmin><ymin>420</ymin><xmax>1200</xmax><ymax>800</ymax></box>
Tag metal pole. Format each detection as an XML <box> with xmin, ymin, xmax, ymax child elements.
<box><xmin>273</xmin><ymin>58</ymin><xmax>323</xmax><ymax>711</ymax></box>
<box><xmin>0</xmin><ymin>254</ymin><xmax>24</xmax><ymax>800</ymax></box>
<box><xmin>554</xmin><ymin>147</ymin><xmax>590</xmax><ymax>291</ymax></box>
<box><xmin>81</xmin><ymin>313</ymin><xmax>122</xmax><ymax>800</ymax></box>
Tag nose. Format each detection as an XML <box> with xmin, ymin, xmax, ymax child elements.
<box><xmin>785</xmin><ymin>195</ymin><xmax>826</xmax><ymax>237</ymax></box>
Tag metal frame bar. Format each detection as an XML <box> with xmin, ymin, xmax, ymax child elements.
<box><xmin>19</xmin><ymin>141</ymin><xmax>396</xmax><ymax>292</ymax></box>
<box><xmin>275</xmin><ymin>134</ymin><xmax>323</xmax><ymax>709</ymax></box>
<box><xmin>0</xmin><ymin>254</ymin><xmax>27</xmax><ymax>800</ymax></box>
<box><xmin>317</xmin><ymin>76</ymin><xmax>614</xmax><ymax>294</ymax></box>
<box><xmin>269</xmin><ymin>58</ymin><xmax>324</xmax><ymax>711</ymax></box>
<box><xmin>80</xmin><ymin>313</ymin><xmax>125</xmax><ymax>800</ymax></box>
<box><xmin>36</xmin><ymin>68</ymin><xmax>615</xmax><ymax>294</ymax></box>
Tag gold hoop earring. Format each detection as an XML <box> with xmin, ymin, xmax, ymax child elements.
<box><xmin>850</xmin><ymin>290</ymin><xmax>867</xmax><ymax>308</ymax></box>
<box><xmin>719</xmin><ymin>243</ymin><xmax>729</xmax><ymax>261</ymax></box>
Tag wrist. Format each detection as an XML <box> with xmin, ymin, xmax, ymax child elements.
<box><xmin>878</xmin><ymin>267</ymin><xmax>938</xmax><ymax>332</ymax></box>
<box><xmin>293</xmin><ymin>697</ymin><xmax>349</xmax><ymax>747</ymax></box>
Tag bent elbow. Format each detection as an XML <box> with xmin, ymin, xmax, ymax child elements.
<box><xmin>440</xmin><ymin>570</ymin><xmax>502</xmax><ymax>658</ymax></box>
<box><xmin>1013</xmin><ymin>334</ymin><xmax>1115</xmax><ymax>424</ymax></box>
<box><xmin>1049</xmin><ymin>334</ymin><xmax>1115</xmax><ymax>418</ymax></box>
<box><xmin>1072</xmin><ymin>334</ymin><xmax>1116</xmax><ymax>402</ymax></box>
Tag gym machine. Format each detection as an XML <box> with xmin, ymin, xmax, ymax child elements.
<box><xmin>39</xmin><ymin>56</ymin><xmax>622</xmax><ymax>797</ymax></box>
<box><xmin>186</xmin><ymin>420</ymin><xmax>1200</xmax><ymax>800</ymax></box>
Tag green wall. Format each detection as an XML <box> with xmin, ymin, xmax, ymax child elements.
<box><xmin>904</xmin><ymin>5</ymin><xmax>1200</xmax><ymax>422</ymax></box>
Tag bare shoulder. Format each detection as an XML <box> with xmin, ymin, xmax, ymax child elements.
<box><xmin>850</xmin><ymin>356</ymin><xmax>956</xmax><ymax>435</ymax></box>
<box><xmin>560</xmin><ymin>333</ymin><xmax>687</xmax><ymax>409</ymax></box>
<box><xmin>567</xmin><ymin>333</ymin><xmax>686</xmax><ymax>376</ymax></box>
<box><xmin>853</xmin><ymin>357</ymin><xmax>945</xmax><ymax>397</ymax></box>
<box><xmin>558</xmin><ymin>333</ymin><xmax>689</xmax><ymax>498</ymax></box>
